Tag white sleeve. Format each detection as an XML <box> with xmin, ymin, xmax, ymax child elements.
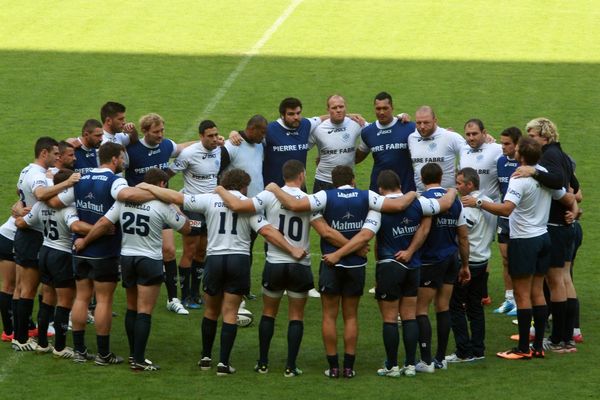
<box><xmin>63</xmin><ymin>206</ymin><xmax>80</xmax><ymax>228</ymax></box>
<box><xmin>23</xmin><ymin>202</ymin><xmax>42</xmax><ymax>227</ymax></box>
<box><xmin>450</xmin><ymin>130</ymin><xmax>467</xmax><ymax>154</ymax></box>
<box><xmin>308</xmin><ymin>129</ymin><xmax>317</xmax><ymax>150</ymax></box>
<box><xmin>552</xmin><ymin>187</ymin><xmax>567</xmax><ymax>200</ymax></box>
<box><xmin>163</xmin><ymin>204</ymin><xmax>186</xmax><ymax>231</ymax></box>
<box><xmin>169</xmin><ymin>152</ymin><xmax>188</xmax><ymax>173</ymax></box>
<box><xmin>224</xmin><ymin>140</ymin><xmax>238</xmax><ymax>161</ymax></box>
<box><xmin>504</xmin><ymin>178</ymin><xmax>524</xmax><ymax>206</ymax></box>
<box><xmin>183</xmin><ymin>194</ymin><xmax>209</xmax><ymax>213</ymax></box>
<box><xmin>111</xmin><ymin>178</ymin><xmax>129</xmax><ymax>199</ymax></box>
<box><xmin>252</xmin><ymin>190</ymin><xmax>273</xmax><ymax>212</ymax></box>
<box><xmin>308</xmin><ymin>116</ymin><xmax>322</xmax><ymax>133</ymax></box>
<box><xmin>117</xmin><ymin>132</ymin><xmax>131</xmax><ymax>146</ymax></box>
<box><xmin>357</xmin><ymin>137</ymin><xmax>370</xmax><ymax>153</ymax></box>
<box><xmin>58</xmin><ymin>187</ymin><xmax>75</xmax><ymax>206</ymax></box>
<box><xmin>417</xmin><ymin>197</ymin><xmax>441</xmax><ymax>216</ymax></box>
<box><xmin>310</xmin><ymin>211</ymin><xmax>323</xmax><ymax>222</ymax></box>
<box><xmin>457</xmin><ymin>204</ymin><xmax>468</xmax><ymax>227</ymax></box>
<box><xmin>362</xmin><ymin>210</ymin><xmax>381</xmax><ymax>234</ymax></box>
<box><xmin>308</xmin><ymin>191</ymin><xmax>328</xmax><ymax>211</ymax></box>
<box><xmin>368</xmin><ymin>190</ymin><xmax>385</xmax><ymax>211</ymax></box>
<box><xmin>30</xmin><ymin>171</ymin><xmax>48</xmax><ymax>193</ymax></box>
<box><xmin>250</xmin><ymin>213</ymin><xmax>271</xmax><ymax>232</ymax></box>
<box><xmin>103</xmin><ymin>202</ymin><xmax>122</xmax><ymax>224</ymax></box>
<box><xmin>168</xmin><ymin>140</ymin><xmax>178</xmax><ymax>157</ymax></box>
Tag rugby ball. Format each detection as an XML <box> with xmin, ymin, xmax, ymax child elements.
<box><xmin>237</xmin><ymin>308</ymin><xmax>254</xmax><ymax>327</ymax></box>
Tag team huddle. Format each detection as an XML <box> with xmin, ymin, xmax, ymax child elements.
<box><xmin>0</xmin><ymin>94</ymin><xmax>583</xmax><ymax>377</ymax></box>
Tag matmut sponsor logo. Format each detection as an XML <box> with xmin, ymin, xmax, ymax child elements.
<box><xmin>392</xmin><ymin>224</ymin><xmax>419</xmax><ymax>237</ymax></box>
<box><xmin>76</xmin><ymin>199</ymin><xmax>104</xmax><ymax>213</ymax></box>
<box><xmin>331</xmin><ymin>220</ymin><xmax>363</xmax><ymax>231</ymax></box>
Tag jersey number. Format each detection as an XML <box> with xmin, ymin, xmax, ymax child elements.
<box><xmin>43</xmin><ymin>219</ymin><xmax>59</xmax><ymax>240</ymax></box>
<box><xmin>122</xmin><ymin>212</ymin><xmax>150</xmax><ymax>236</ymax></box>
<box><xmin>277</xmin><ymin>214</ymin><xmax>303</xmax><ymax>241</ymax></box>
<box><xmin>218</xmin><ymin>212</ymin><xmax>238</xmax><ymax>234</ymax></box>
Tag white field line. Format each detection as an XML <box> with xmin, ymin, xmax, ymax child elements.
<box><xmin>185</xmin><ymin>0</ymin><xmax>304</xmax><ymax>138</ymax></box>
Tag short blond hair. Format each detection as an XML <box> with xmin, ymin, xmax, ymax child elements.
<box><xmin>139</xmin><ymin>113</ymin><xmax>164</xmax><ymax>133</ymax></box>
<box><xmin>526</xmin><ymin>117</ymin><xmax>559</xmax><ymax>143</ymax></box>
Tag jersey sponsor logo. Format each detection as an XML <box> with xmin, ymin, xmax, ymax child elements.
<box><xmin>342</xmin><ymin>211</ymin><xmax>355</xmax><ymax>220</ymax></box>
<box><xmin>91</xmin><ymin>175</ymin><xmax>108</xmax><ymax>181</ymax></box>
<box><xmin>412</xmin><ymin>157</ymin><xmax>445</xmax><ymax>163</ymax></box>
<box><xmin>191</xmin><ymin>174</ymin><xmax>217</xmax><ymax>180</ymax></box>
<box><xmin>476</xmin><ymin>154</ymin><xmax>484</xmax><ymax>161</ymax></box>
<box><xmin>84</xmin><ymin>192</ymin><xmax>95</xmax><ymax>200</ymax></box>
<box><xmin>508</xmin><ymin>188</ymin><xmax>521</xmax><ymax>199</ymax></box>
<box><xmin>201</xmin><ymin>153</ymin><xmax>217</xmax><ymax>159</ymax></box>
<box><xmin>372</xmin><ymin>143</ymin><xmax>408</xmax><ymax>152</ymax></box>
<box><xmin>435</xmin><ymin>217</ymin><xmax>458</xmax><ymax>227</ymax></box>
<box><xmin>147</xmin><ymin>148</ymin><xmax>162</xmax><ymax>156</ymax></box>
<box><xmin>255</xmin><ymin>196</ymin><xmax>264</xmax><ymax>205</ymax></box>
<box><xmin>337</xmin><ymin>192</ymin><xmax>358</xmax><ymax>199</ymax></box>
<box><xmin>76</xmin><ymin>199</ymin><xmax>104</xmax><ymax>214</ymax></box>
<box><xmin>271</xmin><ymin>144</ymin><xmax>309</xmax><ymax>152</ymax></box>
<box><xmin>392</xmin><ymin>224</ymin><xmax>419</xmax><ymax>237</ymax></box>
<box><xmin>285</xmin><ymin>130</ymin><xmax>299</xmax><ymax>136</ymax></box>
<box><xmin>376</xmin><ymin>129</ymin><xmax>392</xmax><ymax>136</ymax></box>
<box><xmin>365</xmin><ymin>218</ymin><xmax>378</xmax><ymax>226</ymax></box>
<box><xmin>313</xmin><ymin>197</ymin><xmax>322</xmax><ymax>207</ymax></box>
<box><xmin>327</xmin><ymin>127</ymin><xmax>347</xmax><ymax>134</ymax></box>
<box><xmin>321</xmin><ymin>146</ymin><xmax>355</xmax><ymax>155</ymax></box>
<box><xmin>331</xmin><ymin>219</ymin><xmax>363</xmax><ymax>231</ymax></box>
<box><xmin>476</xmin><ymin>168</ymin><xmax>490</xmax><ymax>175</ymax></box>
<box><xmin>467</xmin><ymin>148</ymin><xmax>483</xmax><ymax>154</ymax></box>
<box><xmin>428</xmin><ymin>142</ymin><xmax>437</xmax><ymax>151</ymax></box>
<box><xmin>498</xmin><ymin>176</ymin><xmax>509</xmax><ymax>183</ymax></box>
<box><xmin>134</xmin><ymin>162</ymin><xmax>169</xmax><ymax>175</ymax></box>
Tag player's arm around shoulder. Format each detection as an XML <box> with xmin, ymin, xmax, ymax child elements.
<box><xmin>214</xmin><ymin>185</ymin><xmax>258</xmax><ymax>213</ymax></box>
<box><xmin>265</xmin><ymin>182</ymin><xmax>311</xmax><ymax>212</ymax></box>
<box><xmin>257</xmin><ymin>223</ymin><xmax>306</xmax><ymax>260</ymax></box>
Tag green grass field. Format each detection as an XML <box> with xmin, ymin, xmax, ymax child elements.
<box><xmin>0</xmin><ymin>1</ymin><xmax>599</xmax><ymax>399</ymax></box>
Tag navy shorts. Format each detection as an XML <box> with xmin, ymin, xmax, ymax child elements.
<box><xmin>375</xmin><ymin>260</ymin><xmax>419</xmax><ymax>300</ymax></box>
<box><xmin>0</xmin><ymin>234</ymin><xmax>14</xmax><ymax>261</ymax></box>
<box><xmin>182</xmin><ymin>210</ymin><xmax>207</xmax><ymax>236</ymax></box>
<box><xmin>497</xmin><ymin>217</ymin><xmax>510</xmax><ymax>244</ymax></box>
<box><xmin>39</xmin><ymin>246</ymin><xmax>75</xmax><ymax>288</ymax></box>
<box><xmin>121</xmin><ymin>256</ymin><xmax>164</xmax><ymax>288</ymax></box>
<box><xmin>312</xmin><ymin>178</ymin><xmax>335</xmax><ymax>193</ymax></box>
<box><xmin>570</xmin><ymin>221</ymin><xmax>583</xmax><ymax>263</ymax></box>
<box><xmin>547</xmin><ymin>224</ymin><xmax>575</xmax><ymax>266</ymax></box>
<box><xmin>203</xmin><ymin>254</ymin><xmax>250</xmax><ymax>296</ymax></box>
<box><xmin>73</xmin><ymin>256</ymin><xmax>120</xmax><ymax>282</ymax></box>
<box><xmin>420</xmin><ymin>254</ymin><xmax>459</xmax><ymax>289</ymax></box>
<box><xmin>262</xmin><ymin>261</ymin><xmax>314</xmax><ymax>293</ymax></box>
<box><xmin>318</xmin><ymin>262</ymin><xmax>365</xmax><ymax>297</ymax></box>
<box><xmin>508</xmin><ymin>233</ymin><xmax>551</xmax><ymax>277</ymax></box>
<box><xmin>14</xmin><ymin>228</ymin><xmax>43</xmax><ymax>268</ymax></box>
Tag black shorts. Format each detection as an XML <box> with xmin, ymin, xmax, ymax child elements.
<box><xmin>182</xmin><ymin>210</ymin><xmax>207</xmax><ymax>236</ymax></box>
<box><xmin>497</xmin><ymin>217</ymin><xmax>510</xmax><ymax>244</ymax></box>
<box><xmin>121</xmin><ymin>256</ymin><xmax>164</xmax><ymax>288</ymax></box>
<box><xmin>420</xmin><ymin>254</ymin><xmax>459</xmax><ymax>289</ymax></box>
<box><xmin>203</xmin><ymin>254</ymin><xmax>250</xmax><ymax>296</ymax></box>
<box><xmin>0</xmin><ymin>234</ymin><xmax>14</xmax><ymax>261</ymax></box>
<box><xmin>318</xmin><ymin>262</ymin><xmax>365</xmax><ymax>297</ymax></box>
<box><xmin>73</xmin><ymin>256</ymin><xmax>120</xmax><ymax>282</ymax></box>
<box><xmin>262</xmin><ymin>261</ymin><xmax>314</xmax><ymax>294</ymax></box>
<box><xmin>375</xmin><ymin>260</ymin><xmax>419</xmax><ymax>300</ymax></box>
<box><xmin>570</xmin><ymin>221</ymin><xmax>583</xmax><ymax>263</ymax></box>
<box><xmin>39</xmin><ymin>246</ymin><xmax>75</xmax><ymax>288</ymax></box>
<box><xmin>508</xmin><ymin>233</ymin><xmax>551</xmax><ymax>277</ymax></box>
<box><xmin>547</xmin><ymin>224</ymin><xmax>575</xmax><ymax>266</ymax></box>
<box><xmin>14</xmin><ymin>228</ymin><xmax>43</xmax><ymax>268</ymax></box>
<box><xmin>312</xmin><ymin>178</ymin><xmax>335</xmax><ymax>193</ymax></box>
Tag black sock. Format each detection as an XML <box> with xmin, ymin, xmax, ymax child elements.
<box><xmin>0</xmin><ymin>291</ymin><xmax>13</xmax><ymax>335</ymax></box>
<box><xmin>73</xmin><ymin>330</ymin><xmax>86</xmax><ymax>353</ymax></box>
<box><xmin>416</xmin><ymin>315</ymin><xmax>432</xmax><ymax>364</ymax></box>
<box><xmin>134</xmin><ymin>313</ymin><xmax>151</xmax><ymax>364</ymax></box>
<box><xmin>435</xmin><ymin>310</ymin><xmax>451</xmax><ymax>361</ymax></box>
<box><xmin>179</xmin><ymin>265</ymin><xmax>191</xmax><ymax>300</ymax></box>
<box><xmin>574</xmin><ymin>298</ymin><xmax>580</xmax><ymax>329</ymax></box>
<box><xmin>402</xmin><ymin>319</ymin><xmax>418</xmax><ymax>366</ymax></box>
<box><xmin>37</xmin><ymin>301</ymin><xmax>53</xmax><ymax>348</ymax></box>
<box><xmin>532</xmin><ymin>305</ymin><xmax>547</xmax><ymax>351</ymax></box>
<box><xmin>97</xmin><ymin>334</ymin><xmax>110</xmax><ymax>356</ymax></box>
<box><xmin>326</xmin><ymin>354</ymin><xmax>339</xmax><ymax>369</ymax></box>
<box><xmin>258</xmin><ymin>315</ymin><xmax>275</xmax><ymax>364</ymax></box>
<box><xmin>11</xmin><ymin>298</ymin><xmax>18</xmax><ymax>338</ymax></box>
<box><xmin>219</xmin><ymin>322</ymin><xmax>238</xmax><ymax>366</ymax></box>
<box><xmin>382</xmin><ymin>322</ymin><xmax>399</xmax><ymax>368</ymax></box>
<box><xmin>201</xmin><ymin>317</ymin><xmax>218</xmax><ymax>359</ymax></box>
<box><xmin>343</xmin><ymin>353</ymin><xmax>355</xmax><ymax>370</ymax></box>
<box><xmin>287</xmin><ymin>320</ymin><xmax>303</xmax><ymax>369</ymax></box>
<box><xmin>54</xmin><ymin>306</ymin><xmax>71</xmax><ymax>351</ymax></box>
<box><xmin>517</xmin><ymin>308</ymin><xmax>532</xmax><ymax>353</ymax></box>
<box><xmin>191</xmin><ymin>260</ymin><xmax>204</xmax><ymax>299</ymax></box>
<box><xmin>482</xmin><ymin>271</ymin><xmax>489</xmax><ymax>298</ymax></box>
<box><xmin>125</xmin><ymin>309</ymin><xmax>137</xmax><ymax>356</ymax></box>
<box><xmin>550</xmin><ymin>301</ymin><xmax>567</xmax><ymax>344</ymax></box>
<box><xmin>565</xmin><ymin>298</ymin><xmax>577</xmax><ymax>343</ymax></box>
<box><xmin>164</xmin><ymin>260</ymin><xmax>178</xmax><ymax>301</ymax></box>
<box><xmin>17</xmin><ymin>298</ymin><xmax>34</xmax><ymax>343</ymax></box>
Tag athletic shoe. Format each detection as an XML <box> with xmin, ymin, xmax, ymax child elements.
<box><xmin>506</xmin><ymin>308</ymin><xmax>517</xmax><ymax>317</ymax></box>
<box><xmin>87</xmin><ymin>310</ymin><xmax>95</xmax><ymax>324</ymax></box>
<box><xmin>445</xmin><ymin>353</ymin><xmax>475</xmax><ymax>363</ymax></box>
<box><xmin>512</xmin><ymin>319</ymin><xmax>518</xmax><ymax>326</ymax></box>
<box><xmin>433</xmin><ymin>358</ymin><xmax>447</xmax><ymax>370</ymax></box>
<box><xmin>342</xmin><ymin>368</ymin><xmax>356</xmax><ymax>378</ymax></box>
<box><xmin>493</xmin><ymin>300</ymin><xmax>516</xmax><ymax>314</ymax></box>
<box><xmin>12</xmin><ymin>339</ymin><xmax>37</xmax><ymax>352</ymax></box>
<box><xmin>530</xmin><ymin>346</ymin><xmax>545</xmax><ymax>358</ymax></box>
<box><xmin>94</xmin><ymin>352</ymin><xmax>124</xmax><ymax>366</ymax></box>
<box><xmin>47</xmin><ymin>323</ymin><xmax>55</xmax><ymax>337</ymax></box>
<box><xmin>53</xmin><ymin>347</ymin><xmax>75</xmax><ymax>359</ymax></box>
<box><xmin>284</xmin><ymin>367</ymin><xmax>303</xmax><ymax>377</ymax></box>
<box><xmin>72</xmin><ymin>349</ymin><xmax>95</xmax><ymax>363</ymax></box>
<box><xmin>35</xmin><ymin>344</ymin><xmax>54</xmax><ymax>354</ymax></box>
<box><xmin>324</xmin><ymin>368</ymin><xmax>340</xmax><ymax>378</ymax></box>
<box><xmin>415</xmin><ymin>361</ymin><xmax>434</xmax><ymax>373</ymax></box>
<box><xmin>28</xmin><ymin>327</ymin><xmax>38</xmax><ymax>337</ymax></box>
<box><xmin>239</xmin><ymin>300</ymin><xmax>246</xmax><ymax>309</ymax></box>
<box><xmin>183</xmin><ymin>297</ymin><xmax>202</xmax><ymax>310</ymax></box>
<box><xmin>166</xmin><ymin>298</ymin><xmax>189</xmax><ymax>315</ymax></box>
<box><xmin>1</xmin><ymin>331</ymin><xmax>13</xmax><ymax>342</ymax></box>
<box><xmin>368</xmin><ymin>287</ymin><xmax>376</xmax><ymax>294</ymax></box>
<box><xmin>377</xmin><ymin>365</ymin><xmax>401</xmax><ymax>377</ymax></box>
<box><xmin>216</xmin><ymin>362</ymin><xmax>236</xmax><ymax>376</ymax></box>
<box><xmin>254</xmin><ymin>362</ymin><xmax>268</xmax><ymax>374</ymax></box>
<box><xmin>244</xmin><ymin>293</ymin><xmax>257</xmax><ymax>300</ymax></box>
<box><xmin>473</xmin><ymin>354</ymin><xmax>485</xmax><ymax>360</ymax></box>
<box><xmin>481</xmin><ymin>296</ymin><xmax>492</xmax><ymax>306</ymax></box>
<box><xmin>128</xmin><ymin>356</ymin><xmax>153</xmax><ymax>365</ymax></box>
<box><xmin>308</xmin><ymin>288</ymin><xmax>321</xmax><ymax>298</ymax></box>
<box><xmin>573</xmin><ymin>333</ymin><xmax>584</xmax><ymax>343</ymax></box>
<box><xmin>496</xmin><ymin>348</ymin><xmax>532</xmax><ymax>360</ymax></box>
<box><xmin>401</xmin><ymin>365</ymin><xmax>416</xmax><ymax>377</ymax></box>
<box><xmin>563</xmin><ymin>341</ymin><xmax>578</xmax><ymax>353</ymax></box>
<box><xmin>131</xmin><ymin>361</ymin><xmax>161</xmax><ymax>371</ymax></box>
<box><xmin>543</xmin><ymin>338</ymin><xmax>564</xmax><ymax>353</ymax></box>
<box><xmin>198</xmin><ymin>357</ymin><xmax>212</xmax><ymax>370</ymax></box>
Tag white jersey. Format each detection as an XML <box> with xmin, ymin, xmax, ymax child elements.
<box><xmin>252</xmin><ymin>186</ymin><xmax>311</xmax><ymax>265</ymax></box>
<box><xmin>169</xmin><ymin>142</ymin><xmax>221</xmax><ymax>194</ymax></box>
<box><xmin>183</xmin><ymin>191</ymin><xmax>270</xmax><ymax>256</ymax></box>
<box><xmin>462</xmin><ymin>191</ymin><xmax>494</xmax><ymax>262</ymax></box>
<box><xmin>308</xmin><ymin>185</ymin><xmax>385</xmax><ymax>212</ymax></box>
<box><xmin>17</xmin><ymin>163</ymin><xmax>49</xmax><ymax>231</ymax></box>
<box><xmin>504</xmin><ymin>165</ymin><xmax>566</xmax><ymax>239</ymax></box>
<box><xmin>0</xmin><ymin>217</ymin><xmax>17</xmax><ymax>241</ymax></box>
<box><xmin>224</xmin><ymin>138</ymin><xmax>264</xmax><ymax>197</ymax></box>
<box><xmin>408</xmin><ymin>127</ymin><xmax>465</xmax><ymax>192</ymax></box>
<box><xmin>459</xmin><ymin>142</ymin><xmax>502</xmax><ymax>201</ymax></box>
<box><xmin>104</xmin><ymin>200</ymin><xmax>186</xmax><ymax>260</ymax></box>
<box><xmin>23</xmin><ymin>202</ymin><xmax>79</xmax><ymax>253</ymax></box>
<box><xmin>309</xmin><ymin>117</ymin><xmax>362</xmax><ymax>183</ymax></box>
<box><xmin>102</xmin><ymin>130</ymin><xmax>131</xmax><ymax>146</ymax></box>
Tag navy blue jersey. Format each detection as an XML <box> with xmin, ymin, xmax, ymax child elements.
<box><xmin>497</xmin><ymin>155</ymin><xmax>519</xmax><ymax>200</ymax></box>
<box><xmin>321</xmin><ymin>188</ymin><xmax>370</xmax><ymax>268</ymax></box>
<box><xmin>73</xmin><ymin>146</ymin><xmax>98</xmax><ymax>174</ymax></box>
<box><xmin>420</xmin><ymin>187</ymin><xmax>464</xmax><ymax>264</ymax></box>
<box><xmin>376</xmin><ymin>199</ymin><xmax>424</xmax><ymax>268</ymax></box>
<box><xmin>360</xmin><ymin>120</ymin><xmax>416</xmax><ymax>193</ymax></box>
<box><xmin>126</xmin><ymin>139</ymin><xmax>175</xmax><ymax>186</ymax></box>
<box><xmin>263</xmin><ymin>119</ymin><xmax>314</xmax><ymax>186</ymax></box>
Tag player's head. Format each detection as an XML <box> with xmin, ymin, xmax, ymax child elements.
<box><xmin>279</xmin><ymin>97</ymin><xmax>303</xmax><ymax>129</ymax></box>
<box><xmin>327</xmin><ymin>94</ymin><xmax>347</xmax><ymax>124</ymax></box>
<box><xmin>456</xmin><ymin>167</ymin><xmax>479</xmax><ymax>196</ymax></box>
<box><xmin>199</xmin><ymin>120</ymin><xmax>219</xmax><ymax>151</ymax></box>
<box><xmin>220</xmin><ymin>169</ymin><xmax>251</xmax><ymax>194</ymax></box>
<box><xmin>420</xmin><ymin>162</ymin><xmax>443</xmax><ymax>185</ymax></box>
<box><xmin>282</xmin><ymin>159</ymin><xmax>306</xmax><ymax>184</ymax></box>
<box><xmin>34</xmin><ymin>136</ymin><xmax>59</xmax><ymax>168</ymax></box>
<box><xmin>140</xmin><ymin>113</ymin><xmax>165</xmax><ymax>146</ymax></box>
<box><xmin>57</xmin><ymin>141</ymin><xmax>76</xmax><ymax>169</ymax></box>
<box><xmin>53</xmin><ymin>168</ymin><xmax>74</xmax><ymax>186</ymax></box>
<box><xmin>526</xmin><ymin>117</ymin><xmax>558</xmax><ymax>145</ymax></box>
<box><xmin>100</xmin><ymin>101</ymin><xmax>126</xmax><ymax>133</ymax></box>
<box><xmin>81</xmin><ymin>119</ymin><xmax>104</xmax><ymax>148</ymax></box>
<box><xmin>515</xmin><ymin>137</ymin><xmax>542</xmax><ymax>166</ymax></box>
<box><xmin>373</xmin><ymin>92</ymin><xmax>394</xmax><ymax>125</ymax></box>
<box><xmin>415</xmin><ymin>106</ymin><xmax>437</xmax><ymax>137</ymax></box>
<box><xmin>245</xmin><ymin>114</ymin><xmax>268</xmax><ymax>143</ymax></box>
<box><xmin>143</xmin><ymin>168</ymin><xmax>169</xmax><ymax>188</ymax></box>
<box><xmin>98</xmin><ymin>142</ymin><xmax>125</xmax><ymax>173</ymax></box>
<box><xmin>500</xmin><ymin>126</ymin><xmax>522</xmax><ymax>158</ymax></box>
<box><xmin>376</xmin><ymin>170</ymin><xmax>401</xmax><ymax>194</ymax></box>
<box><xmin>464</xmin><ymin>118</ymin><xmax>487</xmax><ymax>149</ymax></box>
<box><xmin>331</xmin><ymin>165</ymin><xmax>355</xmax><ymax>188</ymax></box>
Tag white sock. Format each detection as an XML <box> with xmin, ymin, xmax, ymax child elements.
<box><xmin>505</xmin><ymin>290</ymin><xmax>514</xmax><ymax>301</ymax></box>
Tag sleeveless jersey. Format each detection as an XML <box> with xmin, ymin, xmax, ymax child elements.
<box><xmin>126</xmin><ymin>138</ymin><xmax>176</xmax><ymax>186</ymax></box>
<box><xmin>73</xmin><ymin>144</ymin><xmax>99</xmax><ymax>174</ymax></box>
